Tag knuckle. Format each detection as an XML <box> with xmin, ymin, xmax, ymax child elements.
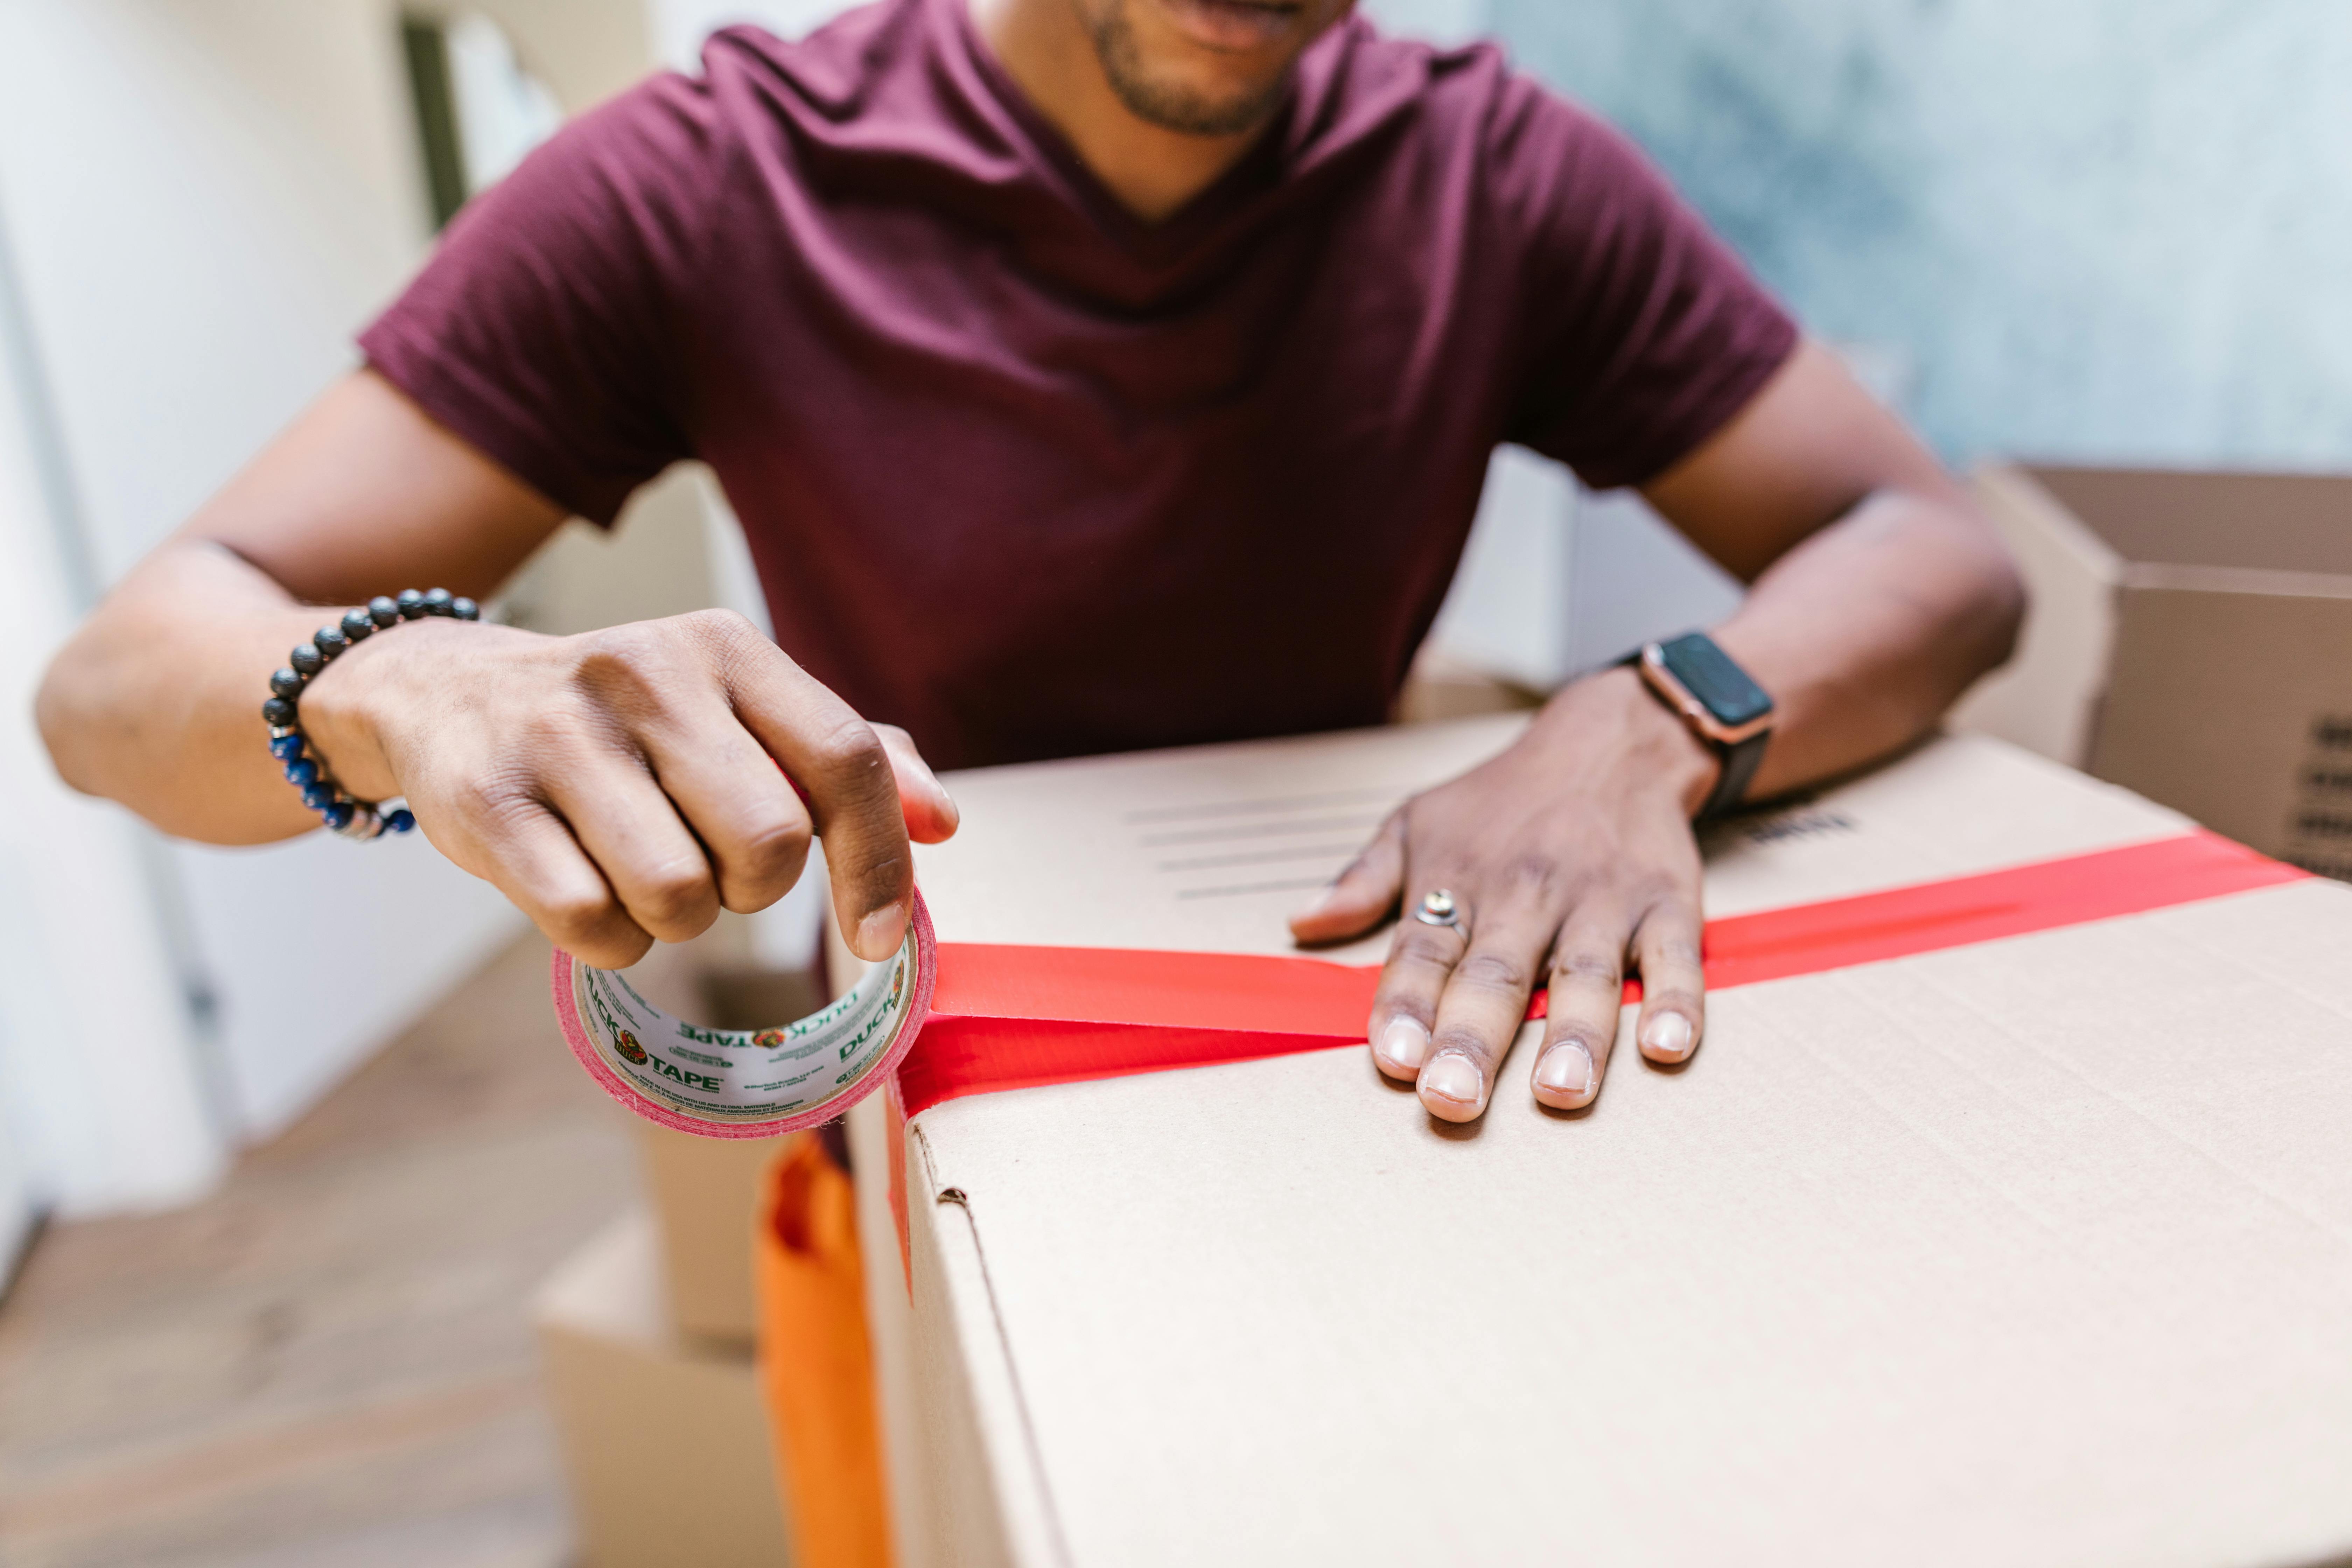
<box><xmin>1393</xmin><ymin>927</ymin><xmax>1461</xmax><ymax>967</ymax></box>
<box><xmin>1455</xmin><ymin>950</ymin><xmax>1531</xmax><ymax>993</ymax></box>
<box><xmin>683</xmin><ymin>607</ymin><xmax>757</xmax><ymax>643</ymax></box>
<box><xmin>458</xmin><ymin>770</ymin><xmax>554</xmax><ymax>837</ymax></box>
<box><xmin>808</xmin><ymin>720</ymin><xmax>891</xmax><ymax>795</ymax></box>
<box><xmin>734</xmin><ymin>807</ymin><xmax>813</xmax><ymax>875</ymax></box>
<box><xmin>631</xmin><ymin>859</ymin><xmax>718</xmax><ymax>929</ymax></box>
<box><xmin>854</xmin><ymin>851</ymin><xmax>912</xmax><ymax>905</ymax></box>
<box><xmin>1550</xmin><ymin>950</ymin><xmax>1620</xmax><ymax>986</ymax></box>
<box><xmin>539</xmin><ymin>888</ymin><xmax>624</xmax><ymax>949</ymax></box>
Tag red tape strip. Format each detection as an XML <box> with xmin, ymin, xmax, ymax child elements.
<box><xmin>895</xmin><ymin>830</ymin><xmax>2303</xmax><ymax>1120</ymax></box>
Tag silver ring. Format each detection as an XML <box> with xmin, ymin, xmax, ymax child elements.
<box><xmin>1414</xmin><ymin>889</ymin><xmax>1461</xmax><ymax>928</ymax></box>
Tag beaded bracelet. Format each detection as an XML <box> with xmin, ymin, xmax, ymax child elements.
<box><xmin>262</xmin><ymin>587</ymin><xmax>478</xmax><ymax>840</ymax></box>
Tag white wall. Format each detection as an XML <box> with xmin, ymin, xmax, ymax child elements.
<box><xmin>1495</xmin><ymin>0</ymin><xmax>2352</xmax><ymax>471</ymax></box>
<box><xmin>0</xmin><ymin>0</ymin><xmax>528</xmax><ymax>1162</ymax></box>
<box><xmin>0</xmin><ymin>219</ymin><xmax>226</xmax><ymax>1213</ymax></box>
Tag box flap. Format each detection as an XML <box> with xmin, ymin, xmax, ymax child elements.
<box><xmin>2029</xmin><ymin>465</ymin><xmax>2352</xmax><ymax>583</ymax></box>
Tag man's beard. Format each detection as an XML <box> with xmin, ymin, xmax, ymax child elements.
<box><xmin>1084</xmin><ymin>0</ymin><xmax>1289</xmax><ymax>136</ymax></box>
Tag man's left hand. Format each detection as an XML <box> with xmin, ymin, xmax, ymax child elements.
<box><xmin>1289</xmin><ymin>667</ymin><xmax>1721</xmax><ymax>1122</ymax></box>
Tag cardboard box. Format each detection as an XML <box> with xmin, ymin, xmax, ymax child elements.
<box><xmin>632</xmin><ymin>1122</ymin><xmax>788</xmax><ymax>1348</ymax></box>
<box><xmin>1954</xmin><ymin>463</ymin><xmax>2352</xmax><ymax>877</ymax></box>
<box><xmin>535</xmin><ymin>1211</ymin><xmax>791</xmax><ymax>1568</ymax></box>
<box><xmin>631</xmin><ymin>965</ymin><xmax>822</xmax><ymax>1347</ymax></box>
<box><xmin>850</xmin><ymin>715</ymin><xmax>2352</xmax><ymax>1567</ymax></box>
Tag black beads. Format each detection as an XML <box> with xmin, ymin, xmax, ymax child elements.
<box><xmin>265</xmin><ymin>588</ymin><xmax>476</xmax><ymax>839</ymax></box>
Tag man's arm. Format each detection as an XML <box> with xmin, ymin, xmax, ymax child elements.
<box><xmin>1291</xmin><ymin>341</ymin><xmax>2023</xmax><ymax>1122</ymax></box>
<box><xmin>38</xmin><ymin>371</ymin><xmax>956</xmax><ymax>969</ymax></box>
<box><xmin>1644</xmin><ymin>340</ymin><xmax>2024</xmax><ymax>797</ymax></box>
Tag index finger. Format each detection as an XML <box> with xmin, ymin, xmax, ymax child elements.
<box><xmin>712</xmin><ymin>628</ymin><xmax>912</xmax><ymax>961</ymax></box>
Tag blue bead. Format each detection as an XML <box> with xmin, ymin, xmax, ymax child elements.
<box><xmin>385</xmin><ymin>808</ymin><xmax>416</xmax><ymax>834</ymax></box>
<box><xmin>269</xmin><ymin>734</ymin><xmax>304</xmax><ymax>761</ymax></box>
<box><xmin>300</xmin><ymin>785</ymin><xmax>334</xmax><ymax>810</ymax></box>
<box><xmin>321</xmin><ymin>802</ymin><xmax>355</xmax><ymax>830</ymax></box>
<box><xmin>284</xmin><ymin>759</ymin><xmax>319</xmax><ymax>787</ymax></box>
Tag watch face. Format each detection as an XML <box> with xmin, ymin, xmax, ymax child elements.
<box><xmin>1657</xmin><ymin>633</ymin><xmax>1773</xmax><ymax>727</ymax></box>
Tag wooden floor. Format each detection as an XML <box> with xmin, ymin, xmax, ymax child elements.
<box><xmin>0</xmin><ymin>930</ymin><xmax>691</xmax><ymax>1568</ymax></box>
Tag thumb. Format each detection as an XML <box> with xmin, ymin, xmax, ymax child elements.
<box><xmin>1288</xmin><ymin>812</ymin><xmax>1405</xmax><ymax>946</ymax></box>
<box><xmin>874</xmin><ymin>723</ymin><xmax>959</xmax><ymax>844</ymax></box>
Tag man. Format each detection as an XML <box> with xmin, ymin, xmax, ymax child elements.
<box><xmin>36</xmin><ymin>0</ymin><xmax>2021</xmax><ymax>1125</ymax></box>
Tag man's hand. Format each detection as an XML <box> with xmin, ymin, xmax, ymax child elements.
<box><xmin>1289</xmin><ymin>669</ymin><xmax>1717</xmax><ymax>1121</ymax></box>
<box><xmin>298</xmin><ymin>607</ymin><xmax>958</xmax><ymax>969</ymax></box>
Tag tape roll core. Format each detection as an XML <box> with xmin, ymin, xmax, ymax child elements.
<box><xmin>551</xmin><ymin>891</ymin><xmax>936</xmax><ymax>1140</ymax></box>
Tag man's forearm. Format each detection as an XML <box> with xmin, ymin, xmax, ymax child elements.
<box><xmin>1709</xmin><ymin>482</ymin><xmax>2024</xmax><ymax>803</ymax></box>
<box><xmin>38</xmin><ymin>541</ymin><xmax>342</xmax><ymax>844</ymax></box>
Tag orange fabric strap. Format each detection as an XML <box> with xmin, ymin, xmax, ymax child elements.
<box><xmin>757</xmin><ymin>1136</ymin><xmax>893</xmax><ymax>1568</ymax></box>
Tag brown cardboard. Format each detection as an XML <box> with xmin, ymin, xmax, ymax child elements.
<box><xmin>850</xmin><ymin>715</ymin><xmax>2352</xmax><ymax>1568</ymax></box>
<box><xmin>1953</xmin><ymin>463</ymin><xmax>2352</xmax><ymax>876</ymax></box>
<box><xmin>534</xmin><ymin>1211</ymin><xmax>792</xmax><ymax>1567</ymax></box>
<box><xmin>631</xmin><ymin>1122</ymin><xmax>787</xmax><ymax>1348</ymax></box>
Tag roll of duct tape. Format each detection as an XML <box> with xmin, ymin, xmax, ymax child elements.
<box><xmin>551</xmin><ymin>891</ymin><xmax>936</xmax><ymax>1140</ymax></box>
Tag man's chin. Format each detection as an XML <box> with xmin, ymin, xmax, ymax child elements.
<box><xmin>1086</xmin><ymin>0</ymin><xmax>1315</xmax><ymax>138</ymax></box>
<box><xmin>1105</xmin><ymin>66</ymin><xmax>1287</xmax><ymax>137</ymax></box>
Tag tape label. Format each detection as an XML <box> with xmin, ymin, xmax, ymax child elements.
<box><xmin>571</xmin><ymin>937</ymin><xmax>914</xmax><ymax>1126</ymax></box>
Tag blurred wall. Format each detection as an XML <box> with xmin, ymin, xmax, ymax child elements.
<box><xmin>0</xmin><ymin>0</ymin><xmax>759</xmax><ymax>1211</ymax></box>
<box><xmin>0</xmin><ymin>0</ymin><xmax>529</xmax><ymax>1197</ymax></box>
<box><xmin>1489</xmin><ymin>0</ymin><xmax>2352</xmax><ymax>470</ymax></box>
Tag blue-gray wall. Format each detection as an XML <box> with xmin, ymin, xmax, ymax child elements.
<box><xmin>1486</xmin><ymin>0</ymin><xmax>2352</xmax><ymax>469</ymax></box>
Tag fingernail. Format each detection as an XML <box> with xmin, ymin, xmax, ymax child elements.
<box><xmin>1535</xmin><ymin>1041</ymin><xmax>1595</xmax><ymax>1099</ymax></box>
<box><xmin>1420</xmin><ymin>1050</ymin><xmax>1483</xmax><ymax>1108</ymax></box>
<box><xmin>1375</xmin><ymin>1016</ymin><xmax>1429</xmax><ymax>1073</ymax></box>
<box><xmin>908</xmin><ymin>757</ymin><xmax>959</xmax><ymax>827</ymax></box>
<box><xmin>857</xmin><ymin>902</ymin><xmax>907</xmax><ymax>960</ymax></box>
<box><xmin>1642</xmin><ymin>1011</ymin><xmax>1695</xmax><ymax>1060</ymax></box>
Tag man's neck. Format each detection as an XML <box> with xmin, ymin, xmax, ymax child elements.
<box><xmin>968</xmin><ymin>0</ymin><xmax>1268</xmax><ymax>224</ymax></box>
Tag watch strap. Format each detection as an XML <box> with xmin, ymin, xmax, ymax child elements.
<box><xmin>1702</xmin><ymin>729</ymin><xmax>1769</xmax><ymax>820</ymax></box>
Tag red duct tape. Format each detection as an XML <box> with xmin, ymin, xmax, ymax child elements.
<box><xmin>553</xmin><ymin>829</ymin><xmax>2300</xmax><ymax>1141</ymax></box>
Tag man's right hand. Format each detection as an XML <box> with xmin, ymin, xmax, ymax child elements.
<box><xmin>298</xmin><ymin>606</ymin><xmax>957</xmax><ymax>970</ymax></box>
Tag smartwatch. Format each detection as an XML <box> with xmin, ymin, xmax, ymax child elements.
<box><xmin>1624</xmin><ymin>632</ymin><xmax>1774</xmax><ymax>819</ymax></box>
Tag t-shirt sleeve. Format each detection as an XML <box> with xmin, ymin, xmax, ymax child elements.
<box><xmin>358</xmin><ymin>73</ymin><xmax>724</xmax><ymax>525</ymax></box>
<box><xmin>1487</xmin><ymin>77</ymin><xmax>1799</xmax><ymax>490</ymax></box>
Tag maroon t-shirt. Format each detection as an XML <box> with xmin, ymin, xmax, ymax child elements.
<box><xmin>361</xmin><ymin>0</ymin><xmax>1794</xmax><ymax>770</ymax></box>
